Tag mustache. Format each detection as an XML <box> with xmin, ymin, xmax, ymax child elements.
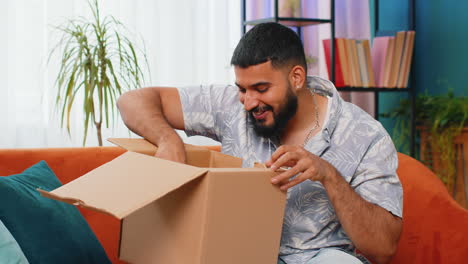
<box><xmin>249</xmin><ymin>105</ymin><xmax>273</xmax><ymax>114</ymax></box>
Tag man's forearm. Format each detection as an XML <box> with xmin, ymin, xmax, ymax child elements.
<box><xmin>322</xmin><ymin>168</ymin><xmax>402</xmax><ymax>264</ymax></box>
<box><xmin>117</xmin><ymin>88</ymin><xmax>184</xmax><ymax>150</ymax></box>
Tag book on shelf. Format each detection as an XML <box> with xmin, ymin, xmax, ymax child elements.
<box><xmin>323</xmin><ymin>38</ymin><xmax>372</xmax><ymax>88</ymax></box>
<box><xmin>344</xmin><ymin>39</ymin><xmax>358</xmax><ymax>86</ymax></box>
<box><xmin>396</xmin><ymin>31</ymin><xmax>410</xmax><ymax>88</ymax></box>
<box><xmin>371</xmin><ymin>36</ymin><xmax>392</xmax><ymax>87</ymax></box>
<box><xmin>322</xmin><ymin>32</ymin><xmax>414</xmax><ymax>89</ymax></box>
<box><xmin>356</xmin><ymin>40</ymin><xmax>369</xmax><ymax>87</ymax></box>
<box><xmin>371</xmin><ymin>31</ymin><xmax>415</xmax><ymax>88</ymax></box>
<box><xmin>336</xmin><ymin>38</ymin><xmax>351</xmax><ymax>86</ymax></box>
<box><xmin>322</xmin><ymin>39</ymin><xmax>345</xmax><ymax>87</ymax></box>
<box><xmin>388</xmin><ymin>31</ymin><xmax>406</xmax><ymax>88</ymax></box>
<box><xmin>362</xmin><ymin>39</ymin><xmax>376</xmax><ymax>87</ymax></box>
<box><xmin>397</xmin><ymin>31</ymin><xmax>416</xmax><ymax>88</ymax></box>
<box><xmin>382</xmin><ymin>37</ymin><xmax>395</xmax><ymax>88</ymax></box>
<box><xmin>349</xmin><ymin>39</ymin><xmax>362</xmax><ymax>87</ymax></box>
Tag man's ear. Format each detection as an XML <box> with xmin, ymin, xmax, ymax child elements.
<box><xmin>289</xmin><ymin>65</ymin><xmax>306</xmax><ymax>92</ymax></box>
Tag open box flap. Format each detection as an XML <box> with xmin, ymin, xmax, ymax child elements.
<box><xmin>108</xmin><ymin>138</ymin><xmax>216</xmax><ymax>155</ymax></box>
<box><xmin>108</xmin><ymin>138</ymin><xmax>241</xmax><ymax>168</ymax></box>
<box><xmin>108</xmin><ymin>138</ymin><xmax>158</xmax><ymax>156</ymax></box>
<box><xmin>39</xmin><ymin>151</ymin><xmax>208</xmax><ymax>219</ymax></box>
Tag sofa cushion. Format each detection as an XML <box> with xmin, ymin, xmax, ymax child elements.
<box><xmin>0</xmin><ymin>219</ymin><xmax>29</xmax><ymax>264</ymax></box>
<box><xmin>391</xmin><ymin>153</ymin><xmax>468</xmax><ymax>264</ymax></box>
<box><xmin>0</xmin><ymin>161</ymin><xmax>111</xmax><ymax>264</ymax></box>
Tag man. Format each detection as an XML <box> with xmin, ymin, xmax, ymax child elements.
<box><xmin>117</xmin><ymin>22</ymin><xmax>403</xmax><ymax>264</ymax></box>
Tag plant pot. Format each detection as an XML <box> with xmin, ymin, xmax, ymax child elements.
<box><xmin>418</xmin><ymin>127</ymin><xmax>468</xmax><ymax>208</ymax></box>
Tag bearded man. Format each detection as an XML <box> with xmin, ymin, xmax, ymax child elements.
<box><xmin>117</xmin><ymin>22</ymin><xmax>403</xmax><ymax>264</ymax></box>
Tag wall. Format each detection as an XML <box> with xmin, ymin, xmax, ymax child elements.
<box><xmin>413</xmin><ymin>0</ymin><xmax>468</xmax><ymax>96</ymax></box>
<box><xmin>373</xmin><ymin>0</ymin><xmax>468</xmax><ymax>154</ymax></box>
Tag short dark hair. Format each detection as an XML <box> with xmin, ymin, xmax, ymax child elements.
<box><xmin>231</xmin><ymin>22</ymin><xmax>307</xmax><ymax>73</ymax></box>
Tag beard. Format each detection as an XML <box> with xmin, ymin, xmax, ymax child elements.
<box><xmin>248</xmin><ymin>85</ymin><xmax>298</xmax><ymax>139</ymax></box>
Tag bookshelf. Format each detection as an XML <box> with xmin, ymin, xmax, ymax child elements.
<box><xmin>241</xmin><ymin>0</ymin><xmax>416</xmax><ymax>156</ymax></box>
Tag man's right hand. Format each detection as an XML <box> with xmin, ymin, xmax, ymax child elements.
<box><xmin>155</xmin><ymin>141</ymin><xmax>187</xmax><ymax>164</ymax></box>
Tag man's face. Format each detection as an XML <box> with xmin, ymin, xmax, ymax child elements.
<box><xmin>234</xmin><ymin>61</ymin><xmax>298</xmax><ymax>138</ymax></box>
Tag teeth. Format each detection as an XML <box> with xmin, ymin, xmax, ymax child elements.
<box><xmin>254</xmin><ymin>110</ymin><xmax>266</xmax><ymax>117</ymax></box>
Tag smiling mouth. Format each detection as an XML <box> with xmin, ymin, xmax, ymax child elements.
<box><xmin>252</xmin><ymin>109</ymin><xmax>270</xmax><ymax>120</ymax></box>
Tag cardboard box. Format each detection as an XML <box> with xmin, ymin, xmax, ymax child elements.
<box><xmin>39</xmin><ymin>138</ymin><xmax>287</xmax><ymax>264</ymax></box>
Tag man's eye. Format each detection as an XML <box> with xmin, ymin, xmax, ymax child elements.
<box><xmin>257</xmin><ymin>87</ymin><xmax>269</xmax><ymax>93</ymax></box>
<box><xmin>239</xmin><ymin>88</ymin><xmax>246</xmax><ymax>93</ymax></box>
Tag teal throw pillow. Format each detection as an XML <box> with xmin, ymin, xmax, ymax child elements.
<box><xmin>0</xmin><ymin>161</ymin><xmax>111</xmax><ymax>264</ymax></box>
<box><xmin>0</xmin><ymin>219</ymin><xmax>29</xmax><ymax>264</ymax></box>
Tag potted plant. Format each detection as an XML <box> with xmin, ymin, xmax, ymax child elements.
<box><xmin>49</xmin><ymin>0</ymin><xmax>148</xmax><ymax>146</ymax></box>
<box><xmin>382</xmin><ymin>91</ymin><xmax>468</xmax><ymax>200</ymax></box>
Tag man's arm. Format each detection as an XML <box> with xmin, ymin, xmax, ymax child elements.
<box><xmin>117</xmin><ymin>87</ymin><xmax>186</xmax><ymax>163</ymax></box>
<box><xmin>323</xmin><ymin>167</ymin><xmax>402</xmax><ymax>264</ymax></box>
<box><xmin>266</xmin><ymin>145</ymin><xmax>402</xmax><ymax>264</ymax></box>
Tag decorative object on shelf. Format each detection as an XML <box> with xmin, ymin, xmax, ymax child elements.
<box><xmin>279</xmin><ymin>0</ymin><xmax>301</xmax><ymax>17</ymax></box>
<box><xmin>49</xmin><ymin>0</ymin><xmax>148</xmax><ymax>146</ymax></box>
<box><xmin>382</xmin><ymin>90</ymin><xmax>468</xmax><ymax>207</ymax></box>
<box><xmin>305</xmin><ymin>54</ymin><xmax>318</xmax><ymax>73</ymax></box>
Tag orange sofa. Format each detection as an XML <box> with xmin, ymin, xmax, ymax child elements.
<box><xmin>0</xmin><ymin>147</ymin><xmax>467</xmax><ymax>264</ymax></box>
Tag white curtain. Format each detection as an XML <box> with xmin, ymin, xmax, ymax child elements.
<box><xmin>0</xmin><ymin>0</ymin><xmax>240</xmax><ymax>148</ymax></box>
<box><xmin>0</xmin><ymin>0</ymin><xmax>374</xmax><ymax>148</ymax></box>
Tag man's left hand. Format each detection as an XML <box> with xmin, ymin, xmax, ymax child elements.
<box><xmin>265</xmin><ymin>145</ymin><xmax>337</xmax><ymax>191</ymax></box>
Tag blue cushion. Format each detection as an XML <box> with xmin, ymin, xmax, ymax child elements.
<box><xmin>0</xmin><ymin>219</ymin><xmax>29</xmax><ymax>264</ymax></box>
<box><xmin>0</xmin><ymin>161</ymin><xmax>111</xmax><ymax>264</ymax></box>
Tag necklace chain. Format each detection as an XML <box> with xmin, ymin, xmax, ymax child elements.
<box><xmin>301</xmin><ymin>89</ymin><xmax>320</xmax><ymax>147</ymax></box>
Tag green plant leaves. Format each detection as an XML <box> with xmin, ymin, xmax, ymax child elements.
<box><xmin>49</xmin><ymin>0</ymin><xmax>149</xmax><ymax>146</ymax></box>
<box><xmin>382</xmin><ymin>90</ymin><xmax>467</xmax><ymax>188</ymax></box>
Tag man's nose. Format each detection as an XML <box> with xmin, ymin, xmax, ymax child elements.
<box><xmin>243</xmin><ymin>91</ymin><xmax>260</xmax><ymax>111</ymax></box>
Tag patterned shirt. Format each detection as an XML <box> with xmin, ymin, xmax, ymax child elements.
<box><xmin>178</xmin><ymin>76</ymin><xmax>403</xmax><ymax>264</ymax></box>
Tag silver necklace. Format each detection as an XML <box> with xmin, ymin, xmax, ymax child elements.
<box><xmin>267</xmin><ymin>88</ymin><xmax>320</xmax><ymax>156</ymax></box>
<box><xmin>301</xmin><ymin>88</ymin><xmax>320</xmax><ymax>147</ymax></box>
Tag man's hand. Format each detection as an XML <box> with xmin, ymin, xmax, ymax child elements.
<box><xmin>154</xmin><ymin>141</ymin><xmax>187</xmax><ymax>164</ymax></box>
<box><xmin>265</xmin><ymin>145</ymin><xmax>337</xmax><ymax>190</ymax></box>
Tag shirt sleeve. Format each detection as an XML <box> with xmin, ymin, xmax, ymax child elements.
<box><xmin>351</xmin><ymin>134</ymin><xmax>403</xmax><ymax>218</ymax></box>
<box><xmin>177</xmin><ymin>84</ymin><xmax>240</xmax><ymax>142</ymax></box>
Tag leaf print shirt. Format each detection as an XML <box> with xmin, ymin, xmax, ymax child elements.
<box><xmin>178</xmin><ymin>76</ymin><xmax>403</xmax><ymax>264</ymax></box>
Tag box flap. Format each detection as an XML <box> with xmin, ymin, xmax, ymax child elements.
<box><xmin>108</xmin><ymin>138</ymin><xmax>215</xmax><ymax>155</ymax></box>
<box><xmin>108</xmin><ymin>138</ymin><xmax>157</xmax><ymax>156</ymax></box>
<box><xmin>209</xmin><ymin>151</ymin><xmax>243</xmax><ymax>168</ymax></box>
<box><xmin>108</xmin><ymin>138</ymin><xmax>237</xmax><ymax>168</ymax></box>
<box><xmin>39</xmin><ymin>151</ymin><xmax>208</xmax><ymax>219</ymax></box>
